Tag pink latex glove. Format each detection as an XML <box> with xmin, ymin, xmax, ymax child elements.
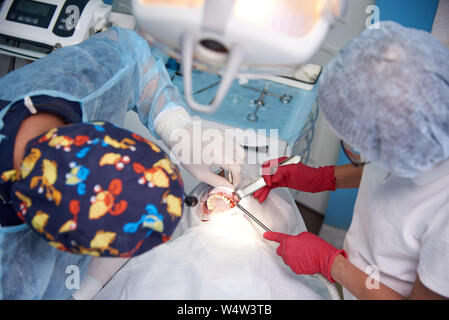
<box><xmin>254</xmin><ymin>157</ymin><xmax>336</xmax><ymax>203</ymax></box>
<box><xmin>264</xmin><ymin>231</ymin><xmax>347</xmax><ymax>282</ymax></box>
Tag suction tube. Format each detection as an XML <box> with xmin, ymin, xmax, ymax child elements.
<box><xmin>314</xmin><ymin>274</ymin><xmax>342</xmax><ymax>300</ymax></box>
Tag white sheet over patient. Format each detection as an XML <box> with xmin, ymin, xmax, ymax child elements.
<box><xmin>95</xmin><ymin>167</ymin><xmax>332</xmax><ymax>300</ymax></box>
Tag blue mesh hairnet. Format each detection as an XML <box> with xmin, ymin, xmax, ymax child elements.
<box><xmin>318</xmin><ymin>21</ymin><xmax>449</xmax><ymax>177</ymax></box>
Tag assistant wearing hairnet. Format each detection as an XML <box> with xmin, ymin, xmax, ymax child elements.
<box><xmin>318</xmin><ymin>21</ymin><xmax>449</xmax><ymax>178</ymax></box>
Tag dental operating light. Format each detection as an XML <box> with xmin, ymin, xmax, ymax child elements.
<box><xmin>131</xmin><ymin>0</ymin><xmax>347</xmax><ymax>113</ymax></box>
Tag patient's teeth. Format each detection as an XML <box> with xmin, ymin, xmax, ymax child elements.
<box><xmin>203</xmin><ymin>191</ymin><xmax>236</xmax><ymax>214</ymax></box>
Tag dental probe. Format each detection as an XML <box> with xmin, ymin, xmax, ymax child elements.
<box><xmin>223</xmin><ymin>169</ymin><xmax>271</xmax><ymax>232</ymax></box>
<box><xmin>234</xmin><ymin>202</ymin><xmax>271</xmax><ymax>232</ymax></box>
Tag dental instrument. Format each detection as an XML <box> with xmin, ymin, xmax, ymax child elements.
<box><xmin>242</xmin><ymin>85</ymin><xmax>293</xmax><ymax>104</ymax></box>
<box><xmin>234</xmin><ymin>155</ymin><xmax>302</xmax><ymax>201</ymax></box>
<box><xmin>193</xmin><ymin>79</ymin><xmax>221</xmax><ymax>95</ymax></box>
<box><xmin>247</xmin><ymin>86</ymin><xmax>269</xmax><ymax>123</ymax></box>
<box><xmin>222</xmin><ymin>170</ymin><xmax>271</xmax><ymax>232</ymax></box>
<box><xmin>234</xmin><ymin>202</ymin><xmax>271</xmax><ymax>232</ymax></box>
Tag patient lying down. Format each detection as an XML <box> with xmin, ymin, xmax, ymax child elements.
<box><xmin>91</xmin><ymin>179</ymin><xmax>332</xmax><ymax>300</ymax></box>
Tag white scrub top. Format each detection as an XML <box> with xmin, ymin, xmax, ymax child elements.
<box><xmin>343</xmin><ymin>160</ymin><xmax>449</xmax><ymax>299</ymax></box>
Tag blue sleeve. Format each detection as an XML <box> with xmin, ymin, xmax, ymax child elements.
<box><xmin>0</xmin><ymin>27</ymin><xmax>188</xmax><ymax>138</ymax></box>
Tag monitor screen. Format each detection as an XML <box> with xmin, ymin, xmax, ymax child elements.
<box><xmin>15</xmin><ymin>0</ymin><xmax>55</xmax><ymax>17</ymax></box>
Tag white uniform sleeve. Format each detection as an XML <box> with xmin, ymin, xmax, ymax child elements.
<box><xmin>417</xmin><ymin>207</ymin><xmax>449</xmax><ymax>297</ymax></box>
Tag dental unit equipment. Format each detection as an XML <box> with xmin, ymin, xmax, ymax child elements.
<box><xmin>0</xmin><ymin>0</ymin><xmax>112</xmax><ymax>59</ymax></box>
<box><xmin>131</xmin><ymin>0</ymin><xmax>347</xmax><ymax>113</ymax></box>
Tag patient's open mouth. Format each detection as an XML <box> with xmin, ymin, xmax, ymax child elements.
<box><xmin>206</xmin><ymin>192</ymin><xmax>236</xmax><ymax>212</ymax></box>
<box><xmin>201</xmin><ymin>189</ymin><xmax>238</xmax><ymax>220</ymax></box>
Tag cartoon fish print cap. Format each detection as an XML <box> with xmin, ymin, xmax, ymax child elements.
<box><xmin>10</xmin><ymin>121</ymin><xmax>185</xmax><ymax>257</ymax></box>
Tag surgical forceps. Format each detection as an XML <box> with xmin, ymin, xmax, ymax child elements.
<box><xmin>231</xmin><ymin>155</ymin><xmax>301</xmax><ymax>232</ymax></box>
<box><xmin>247</xmin><ymin>87</ymin><xmax>268</xmax><ymax>122</ymax></box>
<box><xmin>242</xmin><ymin>84</ymin><xmax>293</xmax><ymax>104</ymax></box>
<box><xmin>234</xmin><ymin>155</ymin><xmax>302</xmax><ymax>201</ymax></box>
<box><xmin>223</xmin><ymin>169</ymin><xmax>271</xmax><ymax>232</ymax></box>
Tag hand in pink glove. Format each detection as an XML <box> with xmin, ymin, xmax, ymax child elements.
<box><xmin>264</xmin><ymin>231</ymin><xmax>347</xmax><ymax>282</ymax></box>
<box><xmin>253</xmin><ymin>157</ymin><xmax>336</xmax><ymax>202</ymax></box>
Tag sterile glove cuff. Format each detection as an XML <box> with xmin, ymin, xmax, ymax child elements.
<box><xmin>326</xmin><ymin>249</ymin><xmax>348</xmax><ymax>283</ymax></box>
<box><xmin>318</xmin><ymin>165</ymin><xmax>337</xmax><ymax>192</ymax></box>
<box><xmin>154</xmin><ymin>106</ymin><xmax>193</xmax><ymax>147</ymax></box>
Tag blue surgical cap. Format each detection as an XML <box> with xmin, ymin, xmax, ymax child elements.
<box><xmin>11</xmin><ymin>121</ymin><xmax>185</xmax><ymax>257</ymax></box>
<box><xmin>318</xmin><ymin>21</ymin><xmax>449</xmax><ymax>177</ymax></box>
